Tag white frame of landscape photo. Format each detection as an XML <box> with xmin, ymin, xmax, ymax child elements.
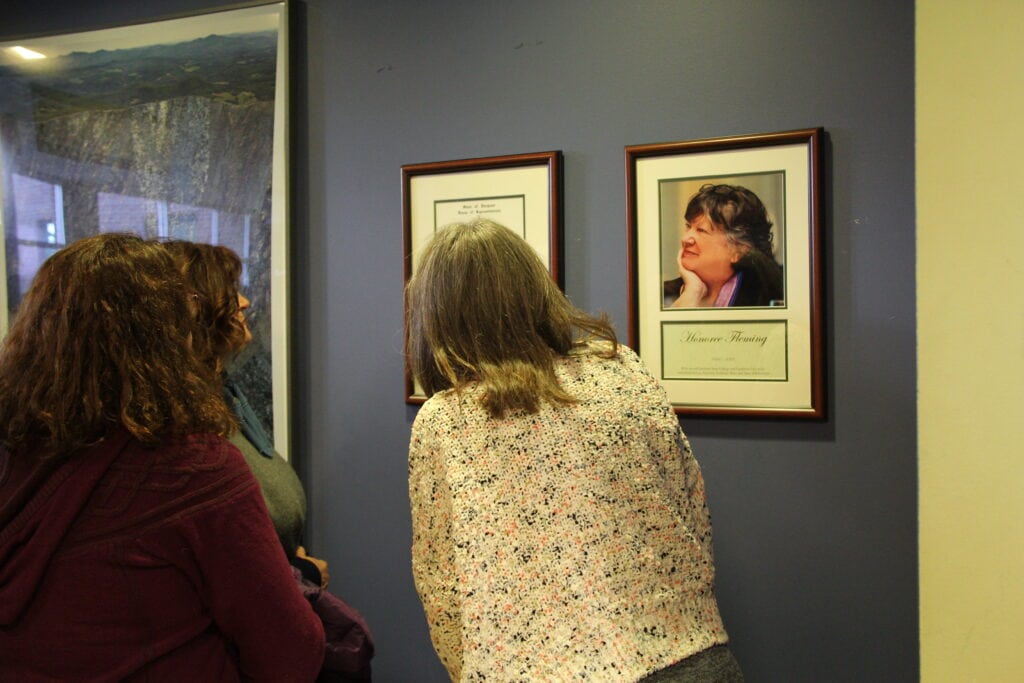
<box><xmin>0</xmin><ymin>0</ymin><xmax>294</xmax><ymax>455</ymax></box>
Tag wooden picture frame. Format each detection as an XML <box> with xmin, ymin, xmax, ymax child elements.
<box><xmin>626</xmin><ymin>128</ymin><xmax>824</xmax><ymax>418</ymax></box>
<box><xmin>402</xmin><ymin>150</ymin><xmax>563</xmax><ymax>403</ymax></box>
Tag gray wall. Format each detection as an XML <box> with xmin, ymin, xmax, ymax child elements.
<box><xmin>2</xmin><ymin>1</ymin><xmax>917</xmax><ymax>681</ymax></box>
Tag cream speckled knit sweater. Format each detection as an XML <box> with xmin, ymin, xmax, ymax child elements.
<box><xmin>409</xmin><ymin>344</ymin><xmax>728</xmax><ymax>682</ymax></box>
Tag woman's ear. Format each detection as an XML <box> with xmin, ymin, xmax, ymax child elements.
<box><xmin>729</xmin><ymin>243</ymin><xmax>749</xmax><ymax>264</ymax></box>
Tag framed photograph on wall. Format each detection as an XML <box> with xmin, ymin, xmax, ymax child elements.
<box><xmin>626</xmin><ymin>128</ymin><xmax>824</xmax><ymax>418</ymax></box>
<box><xmin>0</xmin><ymin>1</ymin><xmax>294</xmax><ymax>455</ymax></box>
<box><xmin>402</xmin><ymin>150</ymin><xmax>563</xmax><ymax>403</ymax></box>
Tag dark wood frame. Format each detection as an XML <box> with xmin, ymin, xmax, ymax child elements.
<box><xmin>626</xmin><ymin>128</ymin><xmax>825</xmax><ymax>418</ymax></box>
<box><xmin>402</xmin><ymin>150</ymin><xmax>564</xmax><ymax>404</ymax></box>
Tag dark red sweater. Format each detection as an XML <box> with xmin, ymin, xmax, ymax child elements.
<box><xmin>0</xmin><ymin>430</ymin><xmax>325</xmax><ymax>681</ymax></box>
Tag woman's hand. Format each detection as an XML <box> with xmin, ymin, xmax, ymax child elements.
<box><xmin>296</xmin><ymin>546</ymin><xmax>330</xmax><ymax>588</ymax></box>
<box><xmin>669</xmin><ymin>246</ymin><xmax>708</xmax><ymax>308</ymax></box>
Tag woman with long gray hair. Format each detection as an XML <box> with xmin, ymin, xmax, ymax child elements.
<box><xmin>406</xmin><ymin>218</ymin><xmax>743</xmax><ymax>681</ymax></box>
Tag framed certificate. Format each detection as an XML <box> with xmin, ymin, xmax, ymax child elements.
<box><xmin>402</xmin><ymin>150</ymin><xmax>563</xmax><ymax>403</ymax></box>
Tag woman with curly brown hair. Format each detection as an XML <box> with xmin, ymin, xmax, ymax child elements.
<box><xmin>162</xmin><ymin>240</ymin><xmax>327</xmax><ymax>585</ymax></box>
<box><xmin>164</xmin><ymin>240</ymin><xmax>374</xmax><ymax>680</ymax></box>
<box><xmin>406</xmin><ymin>219</ymin><xmax>742</xmax><ymax>682</ymax></box>
<box><xmin>0</xmin><ymin>233</ymin><xmax>324</xmax><ymax>681</ymax></box>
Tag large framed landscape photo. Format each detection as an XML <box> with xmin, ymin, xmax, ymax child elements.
<box><xmin>402</xmin><ymin>150</ymin><xmax>563</xmax><ymax>403</ymax></box>
<box><xmin>0</xmin><ymin>1</ymin><xmax>294</xmax><ymax>455</ymax></box>
<box><xmin>626</xmin><ymin>128</ymin><xmax>824</xmax><ymax>418</ymax></box>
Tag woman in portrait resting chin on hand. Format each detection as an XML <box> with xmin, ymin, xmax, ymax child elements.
<box><xmin>664</xmin><ymin>183</ymin><xmax>784</xmax><ymax>309</ymax></box>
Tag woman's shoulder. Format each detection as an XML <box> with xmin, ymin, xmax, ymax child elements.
<box><xmin>124</xmin><ymin>432</ymin><xmax>252</xmax><ymax>495</ymax></box>
<box><xmin>560</xmin><ymin>341</ymin><xmax>663</xmax><ymax>396</ymax></box>
<box><xmin>414</xmin><ymin>385</ymin><xmax>479</xmax><ymax>429</ymax></box>
<box><xmin>59</xmin><ymin>432</ymin><xmax>255</xmax><ymax>552</ymax></box>
<box><xmin>154</xmin><ymin>431</ymin><xmax>246</xmax><ymax>465</ymax></box>
<box><xmin>565</xmin><ymin>340</ymin><xmax>643</xmax><ymax>368</ymax></box>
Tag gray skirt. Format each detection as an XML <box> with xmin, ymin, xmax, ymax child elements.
<box><xmin>638</xmin><ymin>645</ymin><xmax>744</xmax><ymax>683</ymax></box>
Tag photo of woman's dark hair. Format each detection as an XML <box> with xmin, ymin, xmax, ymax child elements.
<box><xmin>665</xmin><ymin>182</ymin><xmax>784</xmax><ymax>308</ymax></box>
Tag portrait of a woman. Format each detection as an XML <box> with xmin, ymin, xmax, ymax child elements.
<box><xmin>663</xmin><ymin>183</ymin><xmax>784</xmax><ymax>308</ymax></box>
